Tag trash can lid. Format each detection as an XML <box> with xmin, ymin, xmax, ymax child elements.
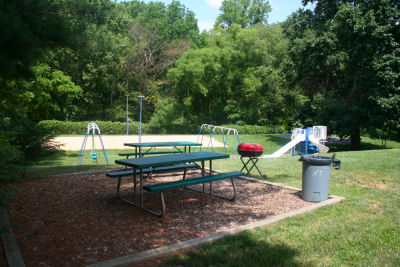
<box><xmin>299</xmin><ymin>155</ymin><xmax>334</xmax><ymax>165</ymax></box>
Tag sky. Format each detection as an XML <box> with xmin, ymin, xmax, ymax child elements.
<box><xmin>140</xmin><ymin>0</ymin><xmax>314</xmax><ymax>32</ymax></box>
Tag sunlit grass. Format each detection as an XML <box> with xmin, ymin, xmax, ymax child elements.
<box><xmin>163</xmin><ymin>149</ymin><xmax>400</xmax><ymax>266</ymax></box>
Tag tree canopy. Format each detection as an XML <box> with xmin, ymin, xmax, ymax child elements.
<box><xmin>283</xmin><ymin>0</ymin><xmax>400</xmax><ymax>148</ymax></box>
<box><xmin>216</xmin><ymin>0</ymin><xmax>272</xmax><ymax>28</ymax></box>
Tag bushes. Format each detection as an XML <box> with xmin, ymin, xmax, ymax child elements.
<box><xmin>0</xmin><ymin>115</ymin><xmax>59</xmax><ymax>181</ymax></box>
<box><xmin>221</xmin><ymin>124</ymin><xmax>289</xmax><ymax>134</ymax></box>
<box><xmin>40</xmin><ymin>120</ymin><xmax>289</xmax><ymax>135</ymax></box>
<box><xmin>39</xmin><ymin>120</ymin><xmax>199</xmax><ymax>135</ymax></box>
<box><xmin>39</xmin><ymin>120</ymin><xmax>142</xmax><ymax>135</ymax></box>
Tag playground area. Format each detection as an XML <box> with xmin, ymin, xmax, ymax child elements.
<box><xmin>53</xmin><ymin>135</ymin><xmax>225</xmax><ymax>151</ymax></box>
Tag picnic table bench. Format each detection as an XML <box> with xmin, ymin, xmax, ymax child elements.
<box><xmin>118</xmin><ymin>150</ymin><xmax>181</xmax><ymax>159</ymax></box>
<box><xmin>106</xmin><ymin>163</ymin><xmax>198</xmax><ymax>199</ymax></box>
<box><xmin>114</xmin><ymin>152</ymin><xmax>243</xmax><ymax>217</ymax></box>
<box><xmin>143</xmin><ymin>171</ymin><xmax>243</xmax><ymax>217</ymax></box>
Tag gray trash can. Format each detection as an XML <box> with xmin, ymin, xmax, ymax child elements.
<box><xmin>299</xmin><ymin>154</ymin><xmax>341</xmax><ymax>202</ymax></box>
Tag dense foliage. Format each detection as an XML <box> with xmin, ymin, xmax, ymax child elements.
<box><xmin>283</xmin><ymin>0</ymin><xmax>400</xmax><ymax>148</ymax></box>
<box><xmin>1</xmin><ymin>0</ymin><xmax>399</xmax><ymax>179</ymax></box>
<box><xmin>39</xmin><ymin>120</ymin><xmax>285</xmax><ymax>135</ymax></box>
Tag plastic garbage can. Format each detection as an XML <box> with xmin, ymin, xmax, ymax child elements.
<box><xmin>299</xmin><ymin>154</ymin><xmax>341</xmax><ymax>202</ymax></box>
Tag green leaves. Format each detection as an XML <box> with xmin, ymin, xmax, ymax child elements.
<box><xmin>283</xmin><ymin>0</ymin><xmax>400</xmax><ymax>147</ymax></box>
<box><xmin>167</xmin><ymin>24</ymin><xmax>293</xmax><ymax>126</ymax></box>
<box><xmin>216</xmin><ymin>0</ymin><xmax>272</xmax><ymax>29</ymax></box>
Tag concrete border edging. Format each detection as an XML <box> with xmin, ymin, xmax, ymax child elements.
<box><xmin>87</xmin><ymin>176</ymin><xmax>345</xmax><ymax>267</ymax></box>
<box><xmin>0</xmin><ymin>209</ymin><xmax>25</xmax><ymax>267</ymax></box>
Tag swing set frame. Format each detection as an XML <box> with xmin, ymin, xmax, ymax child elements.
<box><xmin>194</xmin><ymin>124</ymin><xmax>240</xmax><ymax>158</ymax></box>
<box><xmin>78</xmin><ymin>123</ymin><xmax>109</xmax><ymax>165</ymax></box>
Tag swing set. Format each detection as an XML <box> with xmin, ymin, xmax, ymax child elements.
<box><xmin>78</xmin><ymin>123</ymin><xmax>109</xmax><ymax>165</ymax></box>
<box><xmin>195</xmin><ymin>124</ymin><xmax>240</xmax><ymax>158</ymax></box>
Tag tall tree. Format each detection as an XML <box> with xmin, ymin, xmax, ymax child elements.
<box><xmin>0</xmin><ymin>0</ymin><xmax>79</xmax><ymax>79</ymax></box>
<box><xmin>0</xmin><ymin>0</ymin><xmax>86</xmax><ymax>180</ymax></box>
<box><xmin>283</xmin><ymin>0</ymin><xmax>400</xmax><ymax>149</ymax></box>
<box><xmin>167</xmin><ymin>24</ymin><xmax>294</xmax><ymax>126</ymax></box>
<box><xmin>216</xmin><ymin>0</ymin><xmax>271</xmax><ymax>28</ymax></box>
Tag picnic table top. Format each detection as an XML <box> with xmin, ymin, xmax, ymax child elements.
<box><xmin>124</xmin><ymin>141</ymin><xmax>202</xmax><ymax>148</ymax></box>
<box><xmin>115</xmin><ymin>151</ymin><xmax>229</xmax><ymax>168</ymax></box>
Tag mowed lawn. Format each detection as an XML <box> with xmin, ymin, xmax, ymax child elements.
<box><xmin>166</xmin><ymin>149</ymin><xmax>400</xmax><ymax>266</ymax></box>
<box><xmin>26</xmin><ymin>135</ymin><xmax>400</xmax><ymax>266</ymax></box>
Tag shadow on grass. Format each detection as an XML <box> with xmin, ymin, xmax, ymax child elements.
<box><xmin>328</xmin><ymin>142</ymin><xmax>387</xmax><ymax>152</ymax></box>
<box><xmin>26</xmin><ymin>149</ymin><xmax>132</xmax><ymax>178</ymax></box>
<box><xmin>25</xmin><ymin>164</ymin><xmax>112</xmax><ymax>179</ymax></box>
<box><xmin>161</xmin><ymin>231</ymin><xmax>301</xmax><ymax>266</ymax></box>
<box><xmin>34</xmin><ymin>150</ymin><xmax>79</xmax><ymax>166</ymax></box>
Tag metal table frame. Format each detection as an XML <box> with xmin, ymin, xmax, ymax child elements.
<box><xmin>115</xmin><ymin>152</ymin><xmax>230</xmax><ymax>216</ymax></box>
<box><xmin>124</xmin><ymin>141</ymin><xmax>202</xmax><ymax>158</ymax></box>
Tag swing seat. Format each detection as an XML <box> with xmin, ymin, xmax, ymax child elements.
<box><xmin>91</xmin><ymin>152</ymin><xmax>98</xmax><ymax>160</ymax></box>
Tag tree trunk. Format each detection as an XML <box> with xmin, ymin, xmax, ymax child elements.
<box><xmin>350</xmin><ymin>127</ymin><xmax>361</xmax><ymax>150</ymax></box>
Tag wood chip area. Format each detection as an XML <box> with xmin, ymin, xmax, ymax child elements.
<box><xmin>8</xmin><ymin>169</ymin><xmax>312</xmax><ymax>266</ymax></box>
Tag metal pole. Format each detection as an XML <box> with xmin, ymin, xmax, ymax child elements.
<box><xmin>138</xmin><ymin>96</ymin><xmax>143</xmax><ymax>143</ymax></box>
<box><xmin>305</xmin><ymin>127</ymin><xmax>309</xmax><ymax>155</ymax></box>
<box><xmin>126</xmin><ymin>95</ymin><xmax>129</xmax><ymax>135</ymax></box>
<box><xmin>92</xmin><ymin>124</ymin><xmax>95</xmax><ymax>165</ymax></box>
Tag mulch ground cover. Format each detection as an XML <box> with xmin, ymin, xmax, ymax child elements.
<box><xmin>6</xmin><ymin>169</ymin><xmax>312</xmax><ymax>266</ymax></box>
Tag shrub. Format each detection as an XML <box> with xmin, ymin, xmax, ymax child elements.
<box><xmin>221</xmin><ymin>124</ymin><xmax>289</xmax><ymax>134</ymax></box>
<box><xmin>40</xmin><ymin>120</ymin><xmax>289</xmax><ymax>135</ymax></box>
<box><xmin>39</xmin><ymin>120</ymin><xmax>143</xmax><ymax>135</ymax></box>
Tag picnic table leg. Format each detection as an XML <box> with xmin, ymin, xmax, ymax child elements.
<box><xmin>209</xmin><ymin>160</ymin><xmax>213</xmax><ymax>195</ymax></box>
<box><xmin>133</xmin><ymin>167</ymin><xmax>137</xmax><ymax>204</ymax></box>
<box><xmin>117</xmin><ymin>176</ymin><xmax>122</xmax><ymax>196</ymax></box>
<box><xmin>207</xmin><ymin>177</ymin><xmax>237</xmax><ymax>201</ymax></box>
<box><xmin>160</xmin><ymin>191</ymin><xmax>166</xmax><ymax>216</ymax></box>
<box><xmin>201</xmin><ymin>160</ymin><xmax>205</xmax><ymax>192</ymax></box>
<box><xmin>140</xmin><ymin>168</ymin><xmax>144</xmax><ymax>208</ymax></box>
<box><xmin>183</xmin><ymin>168</ymin><xmax>187</xmax><ymax>180</ymax></box>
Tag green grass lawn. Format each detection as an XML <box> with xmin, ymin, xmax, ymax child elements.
<box><xmin>25</xmin><ymin>135</ymin><xmax>400</xmax><ymax>266</ymax></box>
<box><xmin>160</xmin><ymin>149</ymin><xmax>400</xmax><ymax>266</ymax></box>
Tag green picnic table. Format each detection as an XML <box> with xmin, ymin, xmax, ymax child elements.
<box><xmin>114</xmin><ymin>152</ymin><xmax>243</xmax><ymax>217</ymax></box>
<box><xmin>122</xmin><ymin>141</ymin><xmax>202</xmax><ymax>158</ymax></box>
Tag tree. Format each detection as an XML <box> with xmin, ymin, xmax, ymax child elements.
<box><xmin>283</xmin><ymin>0</ymin><xmax>400</xmax><ymax>149</ymax></box>
<box><xmin>0</xmin><ymin>0</ymin><xmax>83</xmax><ymax>79</ymax></box>
<box><xmin>166</xmin><ymin>1</ymin><xmax>199</xmax><ymax>41</ymax></box>
<box><xmin>49</xmin><ymin>0</ymin><xmax>132</xmax><ymax>121</ymax></box>
<box><xmin>124</xmin><ymin>0</ymin><xmax>199</xmax><ymax>42</ymax></box>
<box><xmin>0</xmin><ymin>0</ymin><xmax>88</xmax><ymax>181</ymax></box>
<box><xmin>216</xmin><ymin>0</ymin><xmax>272</xmax><ymax>29</ymax></box>
<box><xmin>167</xmin><ymin>24</ymin><xmax>295</xmax><ymax>126</ymax></box>
<box><xmin>12</xmin><ymin>64</ymin><xmax>82</xmax><ymax>121</ymax></box>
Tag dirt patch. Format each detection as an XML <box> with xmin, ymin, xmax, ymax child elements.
<box><xmin>7</xmin><ymin>170</ymin><xmax>312</xmax><ymax>266</ymax></box>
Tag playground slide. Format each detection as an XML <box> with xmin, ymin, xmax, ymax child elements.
<box><xmin>308</xmin><ymin>136</ymin><xmax>330</xmax><ymax>153</ymax></box>
<box><xmin>263</xmin><ymin>134</ymin><xmax>305</xmax><ymax>158</ymax></box>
